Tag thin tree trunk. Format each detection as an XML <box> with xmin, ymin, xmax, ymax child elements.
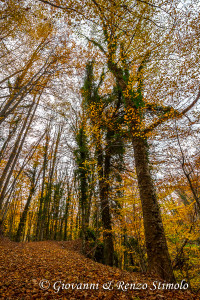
<box><xmin>64</xmin><ymin>187</ymin><xmax>71</xmax><ymax>241</ymax></box>
<box><xmin>15</xmin><ymin>165</ymin><xmax>40</xmax><ymax>242</ymax></box>
<box><xmin>36</xmin><ymin>131</ymin><xmax>49</xmax><ymax>240</ymax></box>
<box><xmin>0</xmin><ymin>102</ymin><xmax>36</xmax><ymax>209</ymax></box>
<box><xmin>53</xmin><ymin>182</ymin><xmax>62</xmax><ymax>240</ymax></box>
<box><xmin>59</xmin><ymin>217</ymin><xmax>64</xmax><ymax>240</ymax></box>
<box><xmin>26</xmin><ymin>211</ymin><xmax>34</xmax><ymax>241</ymax></box>
<box><xmin>69</xmin><ymin>203</ymin><xmax>74</xmax><ymax>240</ymax></box>
<box><xmin>79</xmin><ymin>152</ymin><xmax>87</xmax><ymax>254</ymax></box>
<box><xmin>44</xmin><ymin>128</ymin><xmax>61</xmax><ymax>239</ymax></box>
<box><xmin>15</xmin><ymin>189</ymin><xmax>34</xmax><ymax>242</ymax></box>
<box><xmin>0</xmin><ymin>118</ymin><xmax>19</xmax><ymax>163</ymax></box>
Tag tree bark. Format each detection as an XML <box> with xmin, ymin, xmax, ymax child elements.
<box><xmin>36</xmin><ymin>132</ymin><xmax>49</xmax><ymax>240</ymax></box>
<box><xmin>0</xmin><ymin>102</ymin><xmax>35</xmax><ymax>209</ymax></box>
<box><xmin>45</xmin><ymin>128</ymin><xmax>61</xmax><ymax>239</ymax></box>
<box><xmin>97</xmin><ymin>143</ymin><xmax>114</xmax><ymax>266</ymax></box>
<box><xmin>63</xmin><ymin>180</ymin><xmax>71</xmax><ymax>240</ymax></box>
<box><xmin>15</xmin><ymin>186</ymin><xmax>35</xmax><ymax>242</ymax></box>
<box><xmin>132</xmin><ymin>135</ymin><xmax>175</xmax><ymax>282</ymax></box>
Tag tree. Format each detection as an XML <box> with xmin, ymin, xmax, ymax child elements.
<box><xmin>77</xmin><ymin>0</ymin><xmax>199</xmax><ymax>281</ymax></box>
<box><xmin>81</xmin><ymin>61</ymin><xmax>126</xmax><ymax>266</ymax></box>
<box><xmin>74</xmin><ymin>118</ymin><xmax>90</xmax><ymax>253</ymax></box>
<box><xmin>15</xmin><ymin>162</ymin><xmax>40</xmax><ymax>242</ymax></box>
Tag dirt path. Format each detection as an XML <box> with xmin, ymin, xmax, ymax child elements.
<box><xmin>0</xmin><ymin>239</ymin><xmax>198</xmax><ymax>299</ymax></box>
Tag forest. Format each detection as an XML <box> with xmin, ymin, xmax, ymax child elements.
<box><xmin>0</xmin><ymin>0</ymin><xmax>200</xmax><ymax>299</ymax></box>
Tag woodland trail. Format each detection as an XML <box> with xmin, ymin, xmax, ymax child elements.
<box><xmin>0</xmin><ymin>238</ymin><xmax>198</xmax><ymax>300</ymax></box>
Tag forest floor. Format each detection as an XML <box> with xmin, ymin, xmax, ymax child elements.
<box><xmin>0</xmin><ymin>238</ymin><xmax>199</xmax><ymax>300</ymax></box>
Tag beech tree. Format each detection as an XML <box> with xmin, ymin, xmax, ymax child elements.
<box><xmin>81</xmin><ymin>61</ymin><xmax>126</xmax><ymax>266</ymax></box>
<box><xmin>74</xmin><ymin>118</ymin><xmax>90</xmax><ymax>253</ymax></box>
<box><xmin>77</xmin><ymin>0</ymin><xmax>200</xmax><ymax>282</ymax></box>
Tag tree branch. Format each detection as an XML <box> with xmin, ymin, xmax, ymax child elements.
<box><xmin>38</xmin><ymin>0</ymin><xmax>77</xmax><ymax>12</ymax></box>
<box><xmin>144</xmin><ymin>87</ymin><xmax>200</xmax><ymax>134</ymax></box>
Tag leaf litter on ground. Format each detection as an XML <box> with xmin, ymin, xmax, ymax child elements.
<box><xmin>0</xmin><ymin>238</ymin><xmax>199</xmax><ymax>300</ymax></box>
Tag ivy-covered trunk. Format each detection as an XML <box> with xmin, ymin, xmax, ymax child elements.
<box><xmin>97</xmin><ymin>142</ymin><xmax>114</xmax><ymax>267</ymax></box>
<box><xmin>132</xmin><ymin>135</ymin><xmax>175</xmax><ymax>282</ymax></box>
<box><xmin>79</xmin><ymin>147</ymin><xmax>87</xmax><ymax>254</ymax></box>
<box><xmin>106</xmin><ymin>52</ymin><xmax>175</xmax><ymax>281</ymax></box>
<box><xmin>75</xmin><ymin>124</ymin><xmax>90</xmax><ymax>254</ymax></box>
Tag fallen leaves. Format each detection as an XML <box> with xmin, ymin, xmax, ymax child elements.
<box><xmin>0</xmin><ymin>238</ymin><xmax>198</xmax><ymax>299</ymax></box>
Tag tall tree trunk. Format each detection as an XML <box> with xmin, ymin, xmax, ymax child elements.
<box><xmin>59</xmin><ymin>217</ymin><xmax>64</xmax><ymax>241</ymax></box>
<box><xmin>52</xmin><ymin>182</ymin><xmax>62</xmax><ymax>240</ymax></box>
<box><xmin>0</xmin><ymin>98</ymin><xmax>39</xmax><ymax>210</ymax></box>
<box><xmin>75</xmin><ymin>123</ymin><xmax>90</xmax><ymax>253</ymax></box>
<box><xmin>15</xmin><ymin>165</ymin><xmax>39</xmax><ymax>242</ymax></box>
<box><xmin>0</xmin><ymin>105</ymin><xmax>33</xmax><ymax>208</ymax></box>
<box><xmin>132</xmin><ymin>135</ymin><xmax>175</xmax><ymax>282</ymax></box>
<box><xmin>26</xmin><ymin>211</ymin><xmax>33</xmax><ymax>242</ymax></box>
<box><xmin>107</xmin><ymin>58</ymin><xmax>175</xmax><ymax>280</ymax></box>
<box><xmin>86</xmin><ymin>164</ymin><xmax>95</xmax><ymax>226</ymax></box>
<box><xmin>15</xmin><ymin>190</ymin><xmax>34</xmax><ymax>242</ymax></box>
<box><xmin>97</xmin><ymin>143</ymin><xmax>114</xmax><ymax>266</ymax></box>
<box><xmin>36</xmin><ymin>132</ymin><xmax>49</xmax><ymax>240</ymax></box>
<box><xmin>0</xmin><ymin>117</ymin><xmax>19</xmax><ymax>164</ymax></box>
<box><xmin>79</xmin><ymin>157</ymin><xmax>87</xmax><ymax>253</ymax></box>
<box><xmin>44</xmin><ymin>128</ymin><xmax>61</xmax><ymax>239</ymax></box>
<box><xmin>64</xmin><ymin>187</ymin><xmax>71</xmax><ymax>241</ymax></box>
<box><xmin>69</xmin><ymin>203</ymin><xmax>74</xmax><ymax>240</ymax></box>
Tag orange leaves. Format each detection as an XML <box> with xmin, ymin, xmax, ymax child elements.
<box><xmin>0</xmin><ymin>238</ymin><xmax>196</xmax><ymax>299</ymax></box>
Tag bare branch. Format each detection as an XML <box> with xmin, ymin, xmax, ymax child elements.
<box><xmin>144</xmin><ymin>87</ymin><xmax>200</xmax><ymax>134</ymax></box>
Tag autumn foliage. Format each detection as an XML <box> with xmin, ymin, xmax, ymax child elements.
<box><xmin>0</xmin><ymin>0</ymin><xmax>200</xmax><ymax>298</ymax></box>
